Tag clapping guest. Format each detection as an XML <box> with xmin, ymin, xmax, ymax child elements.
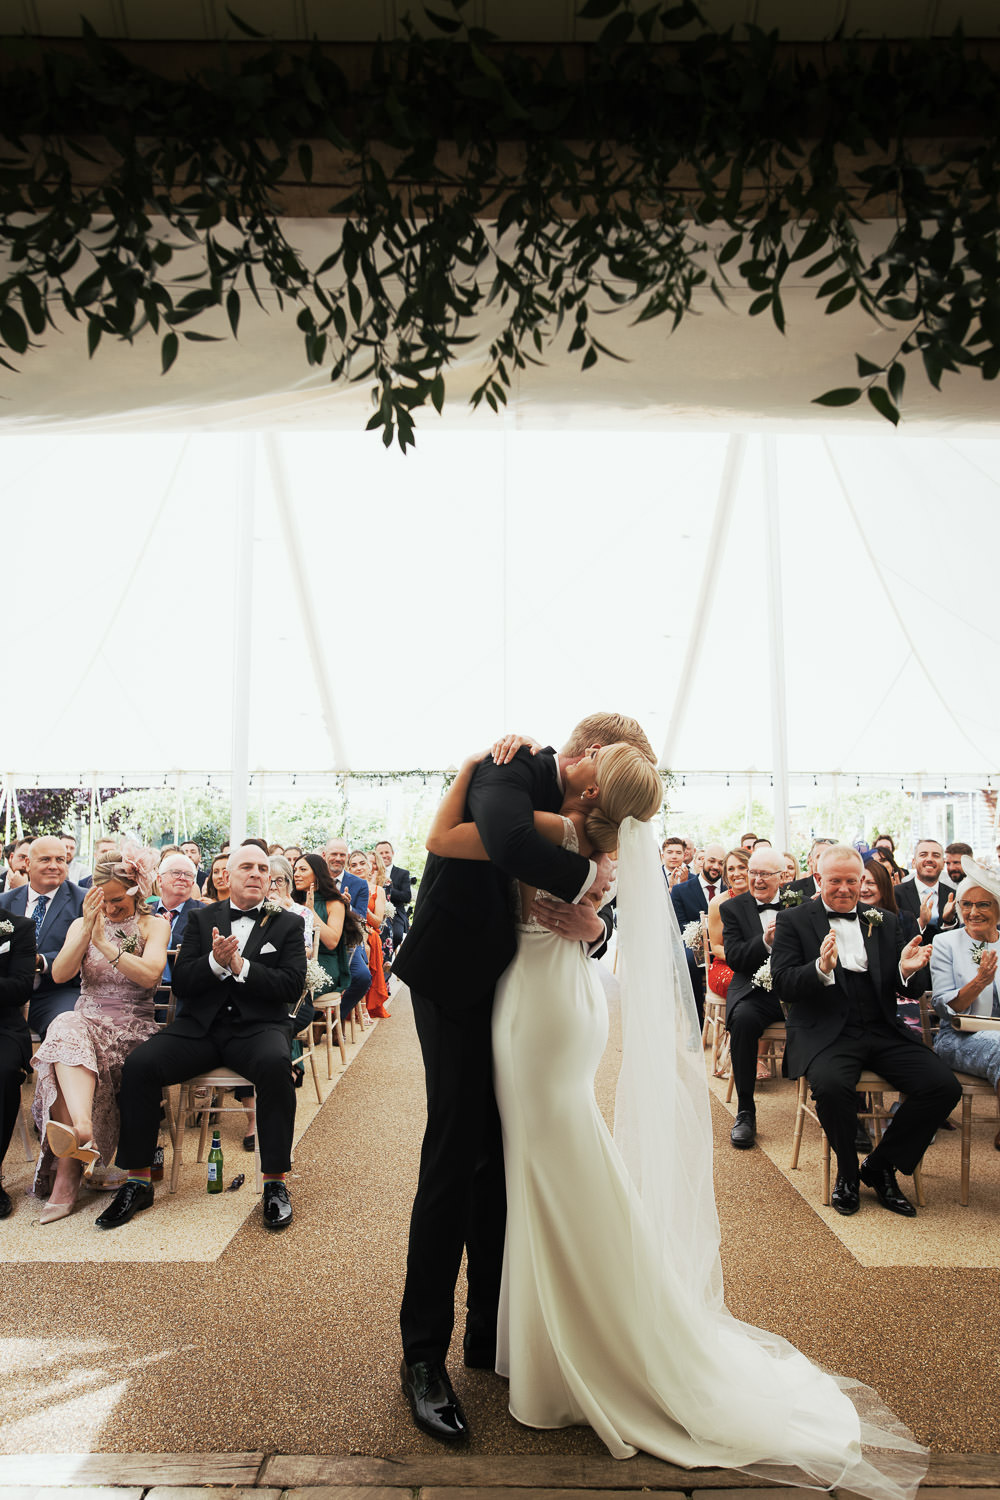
<box><xmin>705</xmin><ymin>848</ymin><xmax>750</xmax><ymax>999</ymax></box>
<box><xmin>348</xmin><ymin>851</ymin><xmax>391</xmax><ymax>1020</ymax></box>
<box><xmin>720</xmin><ymin>847</ymin><xmax>787</xmax><ymax>1150</ymax></box>
<box><xmin>323</xmin><ymin>839</ymin><xmax>373</xmax><ymax>1023</ymax></box>
<box><xmin>375</xmin><ymin>840</ymin><xmax>412</xmax><ymax>953</ymax></box>
<box><xmin>269</xmin><ymin>856</ymin><xmax>314</xmax><ymax>952</ymax></box>
<box><xmin>660</xmin><ymin>837</ymin><xmax>688</xmax><ymax>888</ymax></box>
<box><xmin>930</xmin><ymin>856</ymin><xmax>1000</xmax><ymax>1148</ymax></box>
<box><xmin>149</xmin><ymin>853</ymin><xmax>202</xmax><ymax>983</ymax></box>
<box><xmin>292</xmin><ymin>855</ymin><xmax>356</xmax><ymax>1007</ymax></box>
<box><xmin>860</xmin><ymin>856</ymin><xmax>919</xmax><ymax>1032</ymax></box>
<box><xmin>0</xmin><ymin>835</ymin><xmax>85</xmax><ymax>1037</ymax></box>
<box><xmin>896</xmin><ymin>839</ymin><xmax>958</xmax><ymax>937</ymax></box>
<box><xmin>31</xmin><ymin>844</ymin><xmax>167</xmax><ymax>1223</ymax></box>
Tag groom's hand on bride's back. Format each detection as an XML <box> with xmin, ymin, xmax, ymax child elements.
<box><xmin>589</xmin><ymin>852</ymin><xmax>614</xmax><ymax>902</ymax></box>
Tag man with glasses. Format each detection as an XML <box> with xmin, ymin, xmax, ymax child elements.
<box><xmin>720</xmin><ymin>847</ymin><xmax>787</xmax><ymax>1150</ymax></box>
<box><xmin>151</xmin><ymin>853</ymin><xmax>202</xmax><ymax>984</ymax></box>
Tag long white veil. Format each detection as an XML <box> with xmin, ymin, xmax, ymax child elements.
<box><xmin>611</xmin><ymin>817</ymin><xmax>927</xmax><ymax>1500</ymax></box>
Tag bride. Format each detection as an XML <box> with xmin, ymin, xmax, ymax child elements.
<box><xmin>425</xmin><ymin>743</ymin><xmax>926</xmax><ymax>1500</ymax></box>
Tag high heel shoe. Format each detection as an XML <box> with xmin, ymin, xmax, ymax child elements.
<box><xmin>39</xmin><ymin>1181</ymin><xmax>81</xmax><ymax>1224</ymax></box>
<box><xmin>45</xmin><ymin>1122</ymin><xmax>99</xmax><ymax>1176</ymax></box>
<box><xmin>77</xmin><ymin>1142</ymin><xmax>100</xmax><ymax>1179</ymax></box>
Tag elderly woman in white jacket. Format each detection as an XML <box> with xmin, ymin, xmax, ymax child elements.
<box><xmin>930</xmin><ymin>855</ymin><xmax>1000</xmax><ymax>1148</ymax></box>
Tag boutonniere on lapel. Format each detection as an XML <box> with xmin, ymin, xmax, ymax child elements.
<box><xmin>0</xmin><ymin>920</ymin><xmax>12</xmax><ymax>937</ymax></box>
<box><xmin>780</xmin><ymin>889</ymin><xmax>802</xmax><ymax>908</ymax></box>
<box><xmin>971</xmin><ymin>941</ymin><xmax>987</xmax><ymax>966</ymax></box>
<box><xmin>862</xmin><ymin>908</ymin><xmax>883</xmax><ymax>935</ymax></box>
<box><xmin>753</xmin><ymin>959</ymin><xmax>773</xmax><ymax>991</ymax></box>
<box><xmin>261</xmin><ymin>901</ymin><xmax>283</xmax><ymax>930</ymax></box>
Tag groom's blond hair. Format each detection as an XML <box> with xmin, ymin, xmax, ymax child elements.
<box><xmin>562</xmin><ymin>713</ymin><xmax>656</xmax><ymax>765</ymax></box>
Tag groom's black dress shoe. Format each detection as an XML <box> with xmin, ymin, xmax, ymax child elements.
<box><xmin>859</xmin><ymin>1157</ymin><xmax>916</xmax><ymax>1217</ymax></box>
<box><xmin>262</xmin><ymin>1181</ymin><xmax>293</xmax><ymax>1231</ymax></box>
<box><xmin>463</xmin><ymin>1328</ymin><xmax>496</xmax><ymax>1370</ymax></box>
<box><xmin>830</xmin><ymin>1173</ymin><xmax>859</xmax><ymax>1215</ymax></box>
<box><xmin>0</xmin><ymin>1186</ymin><xmax>12</xmax><ymax>1219</ymax></box>
<box><xmin>730</xmin><ymin>1110</ymin><xmax>756</xmax><ymax>1149</ymax></box>
<box><xmin>94</xmin><ymin>1180</ymin><xmax>154</xmax><ymax>1230</ymax></box>
<box><xmin>401</xmin><ymin>1360</ymin><xmax>469</xmax><ymax>1443</ymax></box>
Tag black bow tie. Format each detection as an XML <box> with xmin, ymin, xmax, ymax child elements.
<box><xmin>827</xmin><ymin>908</ymin><xmax>858</xmax><ymax>921</ymax></box>
<box><xmin>229</xmin><ymin>905</ymin><xmax>261</xmax><ymax>920</ymax></box>
<box><xmin>756</xmin><ymin>902</ymin><xmax>781</xmax><ymax>912</ymax></box>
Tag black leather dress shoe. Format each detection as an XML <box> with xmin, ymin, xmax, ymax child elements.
<box><xmin>860</xmin><ymin>1157</ymin><xmax>916</xmax><ymax>1217</ymax></box>
<box><xmin>262</xmin><ymin>1181</ymin><xmax>293</xmax><ymax>1230</ymax></box>
<box><xmin>730</xmin><ymin>1109</ymin><xmax>756</xmax><ymax>1149</ymax></box>
<box><xmin>0</xmin><ymin>1186</ymin><xmax>12</xmax><ymax>1219</ymax></box>
<box><xmin>463</xmin><ymin>1328</ymin><xmax>496</xmax><ymax>1370</ymax></box>
<box><xmin>401</xmin><ymin>1360</ymin><xmax>469</xmax><ymax>1443</ymax></box>
<box><xmin>94</xmin><ymin>1180</ymin><xmax>154</xmax><ymax>1230</ymax></box>
<box><xmin>854</xmin><ymin>1124</ymin><xmax>873</xmax><ymax>1153</ymax></box>
<box><xmin>831</xmin><ymin>1173</ymin><xmax>860</xmax><ymax>1215</ymax></box>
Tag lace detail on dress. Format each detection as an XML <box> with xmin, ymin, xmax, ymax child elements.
<box><xmin>515</xmin><ymin>816</ymin><xmax>580</xmax><ymax>933</ymax></box>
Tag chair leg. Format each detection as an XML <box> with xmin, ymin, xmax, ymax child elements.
<box><xmin>17</xmin><ymin>1100</ymin><xmax>34</xmax><ymax>1161</ymax></box>
<box><xmin>961</xmin><ymin>1091</ymin><xmax>972</xmax><ymax>1207</ymax></box>
<box><xmin>170</xmin><ymin>1085</ymin><xmax>187</xmax><ymax>1192</ymax></box>
<box><xmin>790</xmin><ymin>1076</ymin><xmax>806</xmax><ymax>1170</ymax></box>
<box><xmin>196</xmin><ymin>1088</ymin><xmax>215</xmax><ymax>1163</ymax></box>
<box><xmin>323</xmin><ymin>1007</ymin><xmax>334</xmax><ymax>1079</ymax></box>
<box><xmin>725</xmin><ymin>1069</ymin><xmax>735</xmax><ymax>1104</ymax></box>
<box><xmin>822</xmin><ymin>1134</ymin><xmax>831</xmax><ymax>1205</ymax></box>
<box><xmin>913</xmin><ymin>1160</ymin><xmax>926</xmax><ymax>1208</ymax></box>
<box><xmin>334</xmin><ymin>1015</ymin><xmax>347</xmax><ymax>1067</ymax></box>
<box><xmin>308</xmin><ymin>1046</ymin><xmax>322</xmax><ymax>1104</ymax></box>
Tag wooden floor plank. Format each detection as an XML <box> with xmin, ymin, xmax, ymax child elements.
<box><xmin>0</xmin><ymin>1456</ymin><xmax>264</xmax><ymax>1488</ymax></box>
<box><xmin>264</xmin><ymin>1457</ymin><xmax>777</xmax><ymax>1489</ymax></box>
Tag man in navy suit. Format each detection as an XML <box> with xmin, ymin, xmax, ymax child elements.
<box><xmin>324</xmin><ymin>837</ymin><xmax>372</xmax><ymax>1022</ymax></box>
<box><xmin>150</xmin><ymin>852</ymin><xmax>204</xmax><ymax>983</ymax></box>
<box><xmin>671</xmin><ymin>843</ymin><xmax>726</xmax><ymax>1027</ymax></box>
<box><xmin>0</xmin><ymin>836</ymin><xmax>85</xmax><ymax>1037</ymax></box>
<box><xmin>376</xmin><ymin>840</ymin><xmax>412</xmax><ymax>951</ymax></box>
<box><xmin>0</xmin><ymin>838</ymin><xmax>30</xmax><ymax>894</ymax></box>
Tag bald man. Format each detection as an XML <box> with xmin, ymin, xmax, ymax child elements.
<box><xmin>0</xmin><ymin>836</ymin><xmax>85</xmax><ymax>1036</ymax></box>
<box><xmin>720</xmin><ymin>848</ymin><xmax>787</xmax><ymax>1149</ymax></box>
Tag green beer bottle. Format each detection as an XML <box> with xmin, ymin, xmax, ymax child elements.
<box><xmin>207</xmin><ymin>1129</ymin><xmax>224</xmax><ymax>1194</ymax></box>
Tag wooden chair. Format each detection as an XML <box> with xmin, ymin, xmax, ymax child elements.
<box><xmin>294</xmin><ymin>1014</ymin><xmax>323</xmax><ymax>1104</ymax></box>
<box><xmin>13</xmin><ymin>1097</ymin><xmax>35</xmax><ymax>1163</ymax></box>
<box><xmin>925</xmin><ymin>1003</ymin><xmax>1000</xmax><ymax>1205</ymax></box>
<box><xmin>168</xmin><ymin>1067</ymin><xmax>263</xmax><ymax>1194</ymax></box>
<box><xmin>791</xmin><ymin>1071</ymin><xmax>925</xmax><ymax>1208</ymax></box>
<box><xmin>725</xmin><ymin>1022</ymin><xmax>786</xmax><ymax>1103</ymax></box>
<box><xmin>311</xmin><ymin>992</ymin><xmax>346</xmax><ymax>1078</ymax></box>
<box><xmin>700</xmin><ymin>916</ymin><xmax>730</xmax><ymax>1077</ymax></box>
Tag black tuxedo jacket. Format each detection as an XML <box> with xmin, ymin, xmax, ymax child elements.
<box><xmin>386</xmin><ymin>865</ymin><xmax>413</xmax><ymax>929</ymax></box>
<box><xmin>788</xmin><ymin>874</ymin><xmax>820</xmax><ymax>900</ymax></box>
<box><xmin>720</xmin><ymin>891</ymin><xmax>775</xmax><ymax>1022</ymax></box>
<box><xmin>0</xmin><ymin>910</ymin><xmax>34</xmax><ymax>1065</ymax></box>
<box><xmin>895</xmin><ymin>876</ymin><xmax>956</xmax><ymax>938</ymax></box>
<box><xmin>0</xmin><ymin>879</ymin><xmax>85</xmax><ymax>1004</ymax></box>
<box><xmin>394</xmin><ymin>747</ymin><xmax>592</xmax><ymax>1011</ymax></box>
<box><xmin>671</xmin><ymin>875</ymin><xmax>718</xmax><ymax>927</ymax></box>
<box><xmin>770</xmin><ymin>899</ymin><xmax>922</xmax><ymax>1078</ymax></box>
<box><xmin>170</xmin><ymin>901</ymin><xmax>307</xmax><ymax>1038</ymax></box>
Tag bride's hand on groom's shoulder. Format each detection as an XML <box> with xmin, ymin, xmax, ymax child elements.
<box><xmin>490</xmin><ymin>732</ymin><xmax>543</xmax><ymax>764</ymax></box>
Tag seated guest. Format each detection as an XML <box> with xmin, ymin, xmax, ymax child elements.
<box><xmin>375</xmin><ymin>840</ymin><xmax>411</xmax><ymax>953</ymax></box>
<box><xmin>267</xmin><ymin>843</ymin><xmax>285</xmax><ymax>857</ymax></box>
<box><xmin>0</xmin><ymin>835</ymin><xmax>85</xmax><ymax>1037</ymax></box>
<box><xmin>97</xmin><ymin>841</ymin><xmax>307</xmax><ymax>1233</ymax></box>
<box><xmin>672</xmin><ymin>843</ymin><xmax>727</xmax><ymax>1026</ymax></box>
<box><xmin>181</xmin><ymin>841</ymin><xmax>207</xmax><ymax>890</ymax></box>
<box><xmin>721</xmin><ymin>847</ymin><xmax>787</xmax><ymax>1149</ymax></box>
<box><xmin>0</xmin><ymin>838</ymin><xmax>30</xmax><ymax>893</ymax></box>
<box><xmin>739</xmin><ymin>832</ymin><xmax>758</xmax><ymax>853</ymax></box>
<box><xmin>660</xmin><ymin>836</ymin><xmax>688</xmax><ymax>888</ymax></box>
<box><xmin>780</xmin><ymin>852</ymin><xmax>799</xmax><ymax>886</ymax></box>
<box><xmin>896</xmin><ymin>839</ymin><xmax>958</xmax><ymax>937</ymax></box>
<box><xmin>771</xmin><ymin>844</ymin><xmax>961</xmax><ymax>1218</ymax></box>
<box><xmin>945</xmin><ymin>841</ymin><xmax>974</xmax><ymax>888</ymax></box>
<box><xmin>292</xmin><ymin>855</ymin><xmax>362</xmax><ymax>1021</ymax></box>
<box><xmin>870</xmin><ymin>846</ymin><xmax>904</xmax><ymax>886</ymax></box>
<box><xmin>203</xmin><ymin>852</ymin><xmax>231</xmax><ymax>904</ymax></box>
<box><xmin>78</xmin><ymin>836</ymin><xmax>121</xmax><ymax>890</ymax></box>
<box><xmin>789</xmin><ymin>839</ymin><xmax>834</xmax><ymax>899</ymax></box>
<box><xmin>283</xmin><ymin>845</ymin><xmax>303</xmax><ymax>866</ymax></box>
<box><xmin>31</xmin><ymin>845</ymin><xmax>166</xmax><ymax>1223</ymax></box>
<box><xmin>60</xmin><ymin>832</ymin><xmax>89</xmax><ymax>885</ymax></box>
<box><xmin>930</xmin><ymin>855</ymin><xmax>1000</xmax><ymax>1148</ymax></box>
<box><xmin>149</xmin><ymin>853</ymin><xmax>202</xmax><ymax>983</ymax></box>
<box><xmin>705</xmin><ymin>848</ymin><xmax>750</xmax><ymax>999</ymax></box>
<box><xmin>874</xmin><ymin>832</ymin><xmax>907</xmax><ymax>877</ymax></box>
<box><xmin>348</xmin><ymin>851</ymin><xmax>391</xmax><ymax>1020</ymax></box>
<box><xmin>0</xmin><ymin>907</ymin><xmax>36</xmax><ymax>1217</ymax></box>
<box><xmin>324</xmin><ymin>838</ymin><xmax>372</xmax><ymax>1022</ymax></box>
<box><xmin>860</xmin><ymin>856</ymin><xmax>919</xmax><ymax>1032</ymax></box>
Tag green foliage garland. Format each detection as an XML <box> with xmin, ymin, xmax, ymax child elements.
<box><xmin>1</xmin><ymin>0</ymin><xmax>998</xmax><ymax>445</ymax></box>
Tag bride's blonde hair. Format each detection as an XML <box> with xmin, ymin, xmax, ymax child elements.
<box><xmin>585</xmin><ymin>745</ymin><xmax>663</xmax><ymax>853</ymax></box>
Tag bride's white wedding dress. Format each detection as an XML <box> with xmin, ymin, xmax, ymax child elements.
<box><xmin>491</xmin><ymin>816</ymin><xmax>925</xmax><ymax>1500</ymax></box>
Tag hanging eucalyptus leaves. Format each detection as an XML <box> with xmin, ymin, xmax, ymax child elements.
<box><xmin>0</xmin><ymin>0</ymin><xmax>998</xmax><ymax>447</ymax></box>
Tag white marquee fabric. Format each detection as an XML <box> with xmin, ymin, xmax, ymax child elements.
<box><xmin>5</xmin><ymin>424</ymin><xmax>1000</xmax><ymax>782</ymax></box>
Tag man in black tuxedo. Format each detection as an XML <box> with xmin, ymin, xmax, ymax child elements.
<box><xmin>97</xmin><ymin>841</ymin><xmax>307</xmax><ymax>1232</ymax></box>
<box><xmin>376</xmin><ymin>840</ymin><xmax>412</xmax><ymax>951</ymax></box>
<box><xmin>0</xmin><ymin>836</ymin><xmax>85</xmax><ymax>1037</ymax></box>
<box><xmin>394</xmin><ymin>713</ymin><xmax>650</xmax><ymax>1444</ymax></box>
<box><xmin>771</xmin><ymin>844</ymin><xmax>960</xmax><ymax>1218</ymax></box>
<box><xmin>0</xmin><ymin>909</ymin><xmax>35</xmax><ymax>1217</ymax></box>
<box><xmin>720</xmin><ymin>847</ymin><xmax>787</xmax><ymax>1150</ymax></box>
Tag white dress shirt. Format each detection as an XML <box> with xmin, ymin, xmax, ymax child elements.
<box><xmin>208</xmin><ymin>905</ymin><xmax>260</xmax><ymax>984</ymax></box>
<box><xmin>816</xmin><ymin>904</ymin><xmax>908</xmax><ymax>988</ymax></box>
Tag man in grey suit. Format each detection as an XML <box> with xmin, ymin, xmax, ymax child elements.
<box><xmin>0</xmin><ymin>835</ymin><xmax>85</xmax><ymax>1037</ymax></box>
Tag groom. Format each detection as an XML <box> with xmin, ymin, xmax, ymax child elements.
<box><xmin>394</xmin><ymin>712</ymin><xmax>656</xmax><ymax>1443</ymax></box>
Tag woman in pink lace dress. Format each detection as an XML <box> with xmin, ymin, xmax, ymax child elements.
<box><xmin>32</xmin><ymin>844</ymin><xmax>167</xmax><ymax>1223</ymax></box>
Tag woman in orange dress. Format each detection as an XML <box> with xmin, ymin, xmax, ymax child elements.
<box><xmin>705</xmin><ymin>847</ymin><xmax>750</xmax><ymax>998</ymax></box>
<box><xmin>348</xmin><ymin>851</ymin><xmax>391</xmax><ymax>1020</ymax></box>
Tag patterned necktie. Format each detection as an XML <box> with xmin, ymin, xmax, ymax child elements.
<box><xmin>33</xmin><ymin>893</ymin><xmax>49</xmax><ymax>943</ymax></box>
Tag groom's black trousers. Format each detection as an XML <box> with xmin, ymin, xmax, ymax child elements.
<box><xmin>400</xmin><ymin>988</ymin><xmax>506</xmax><ymax>1366</ymax></box>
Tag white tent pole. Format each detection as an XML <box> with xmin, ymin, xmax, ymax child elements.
<box><xmin>230</xmin><ymin>434</ymin><xmax>256</xmax><ymax>846</ymax></box>
<box><xmin>831</xmin><ymin>772</ymin><xmax>840</xmax><ymax>839</ymax></box>
<box><xmin>11</xmin><ymin>788</ymin><xmax>21</xmax><ymax>842</ymax></box>
<box><xmin>762</xmin><ymin>435</ymin><xmax>790</xmax><ymax>852</ymax></box>
<box><xmin>659</xmin><ymin>434</ymin><xmax>747</xmax><ymax>769</ymax></box>
<box><xmin>262</xmin><ymin>434</ymin><xmax>349</xmax><ymax>771</ymax></box>
<box><xmin>1</xmin><ymin>780</ymin><xmax>8</xmax><ymax>844</ymax></box>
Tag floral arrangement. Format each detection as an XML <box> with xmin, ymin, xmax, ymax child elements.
<box><xmin>971</xmin><ymin>941</ymin><xmax>987</xmax><ymax>967</ymax></box>
<box><xmin>780</xmin><ymin>889</ymin><xmax>802</xmax><ymax>908</ymax></box>
<box><xmin>0</xmin><ymin>920</ymin><xmax>12</xmax><ymax>936</ymax></box>
<box><xmin>681</xmin><ymin>920</ymin><xmax>704</xmax><ymax>956</ymax></box>
<box><xmin>753</xmin><ymin>960</ymin><xmax>773</xmax><ymax>992</ymax></box>
<box><xmin>305</xmin><ymin>956</ymin><xmax>333</xmax><ymax>995</ymax></box>
<box><xmin>114</xmin><ymin>929</ymin><xmax>140</xmax><ymax>954</ymax></box>
<box><xmin>862</xmin><ymin>908</ymin><xmax>884</xmax><ymax>933</ymax></box>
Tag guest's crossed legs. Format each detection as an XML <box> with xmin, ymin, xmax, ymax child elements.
<box><xmin>400</xmin><ymin>990</ymin><xmax>505</xmax><ymax>1366</ymax></box>
<box><xmin>807</xmin><ymin>1025</ymin><xmax>961</xmax><ymax>1181</ymax></box>
<box><xmin>115</xmin><ymin>1020</ymin><xmax>296</xmax><ymax>1174</ymax></box>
